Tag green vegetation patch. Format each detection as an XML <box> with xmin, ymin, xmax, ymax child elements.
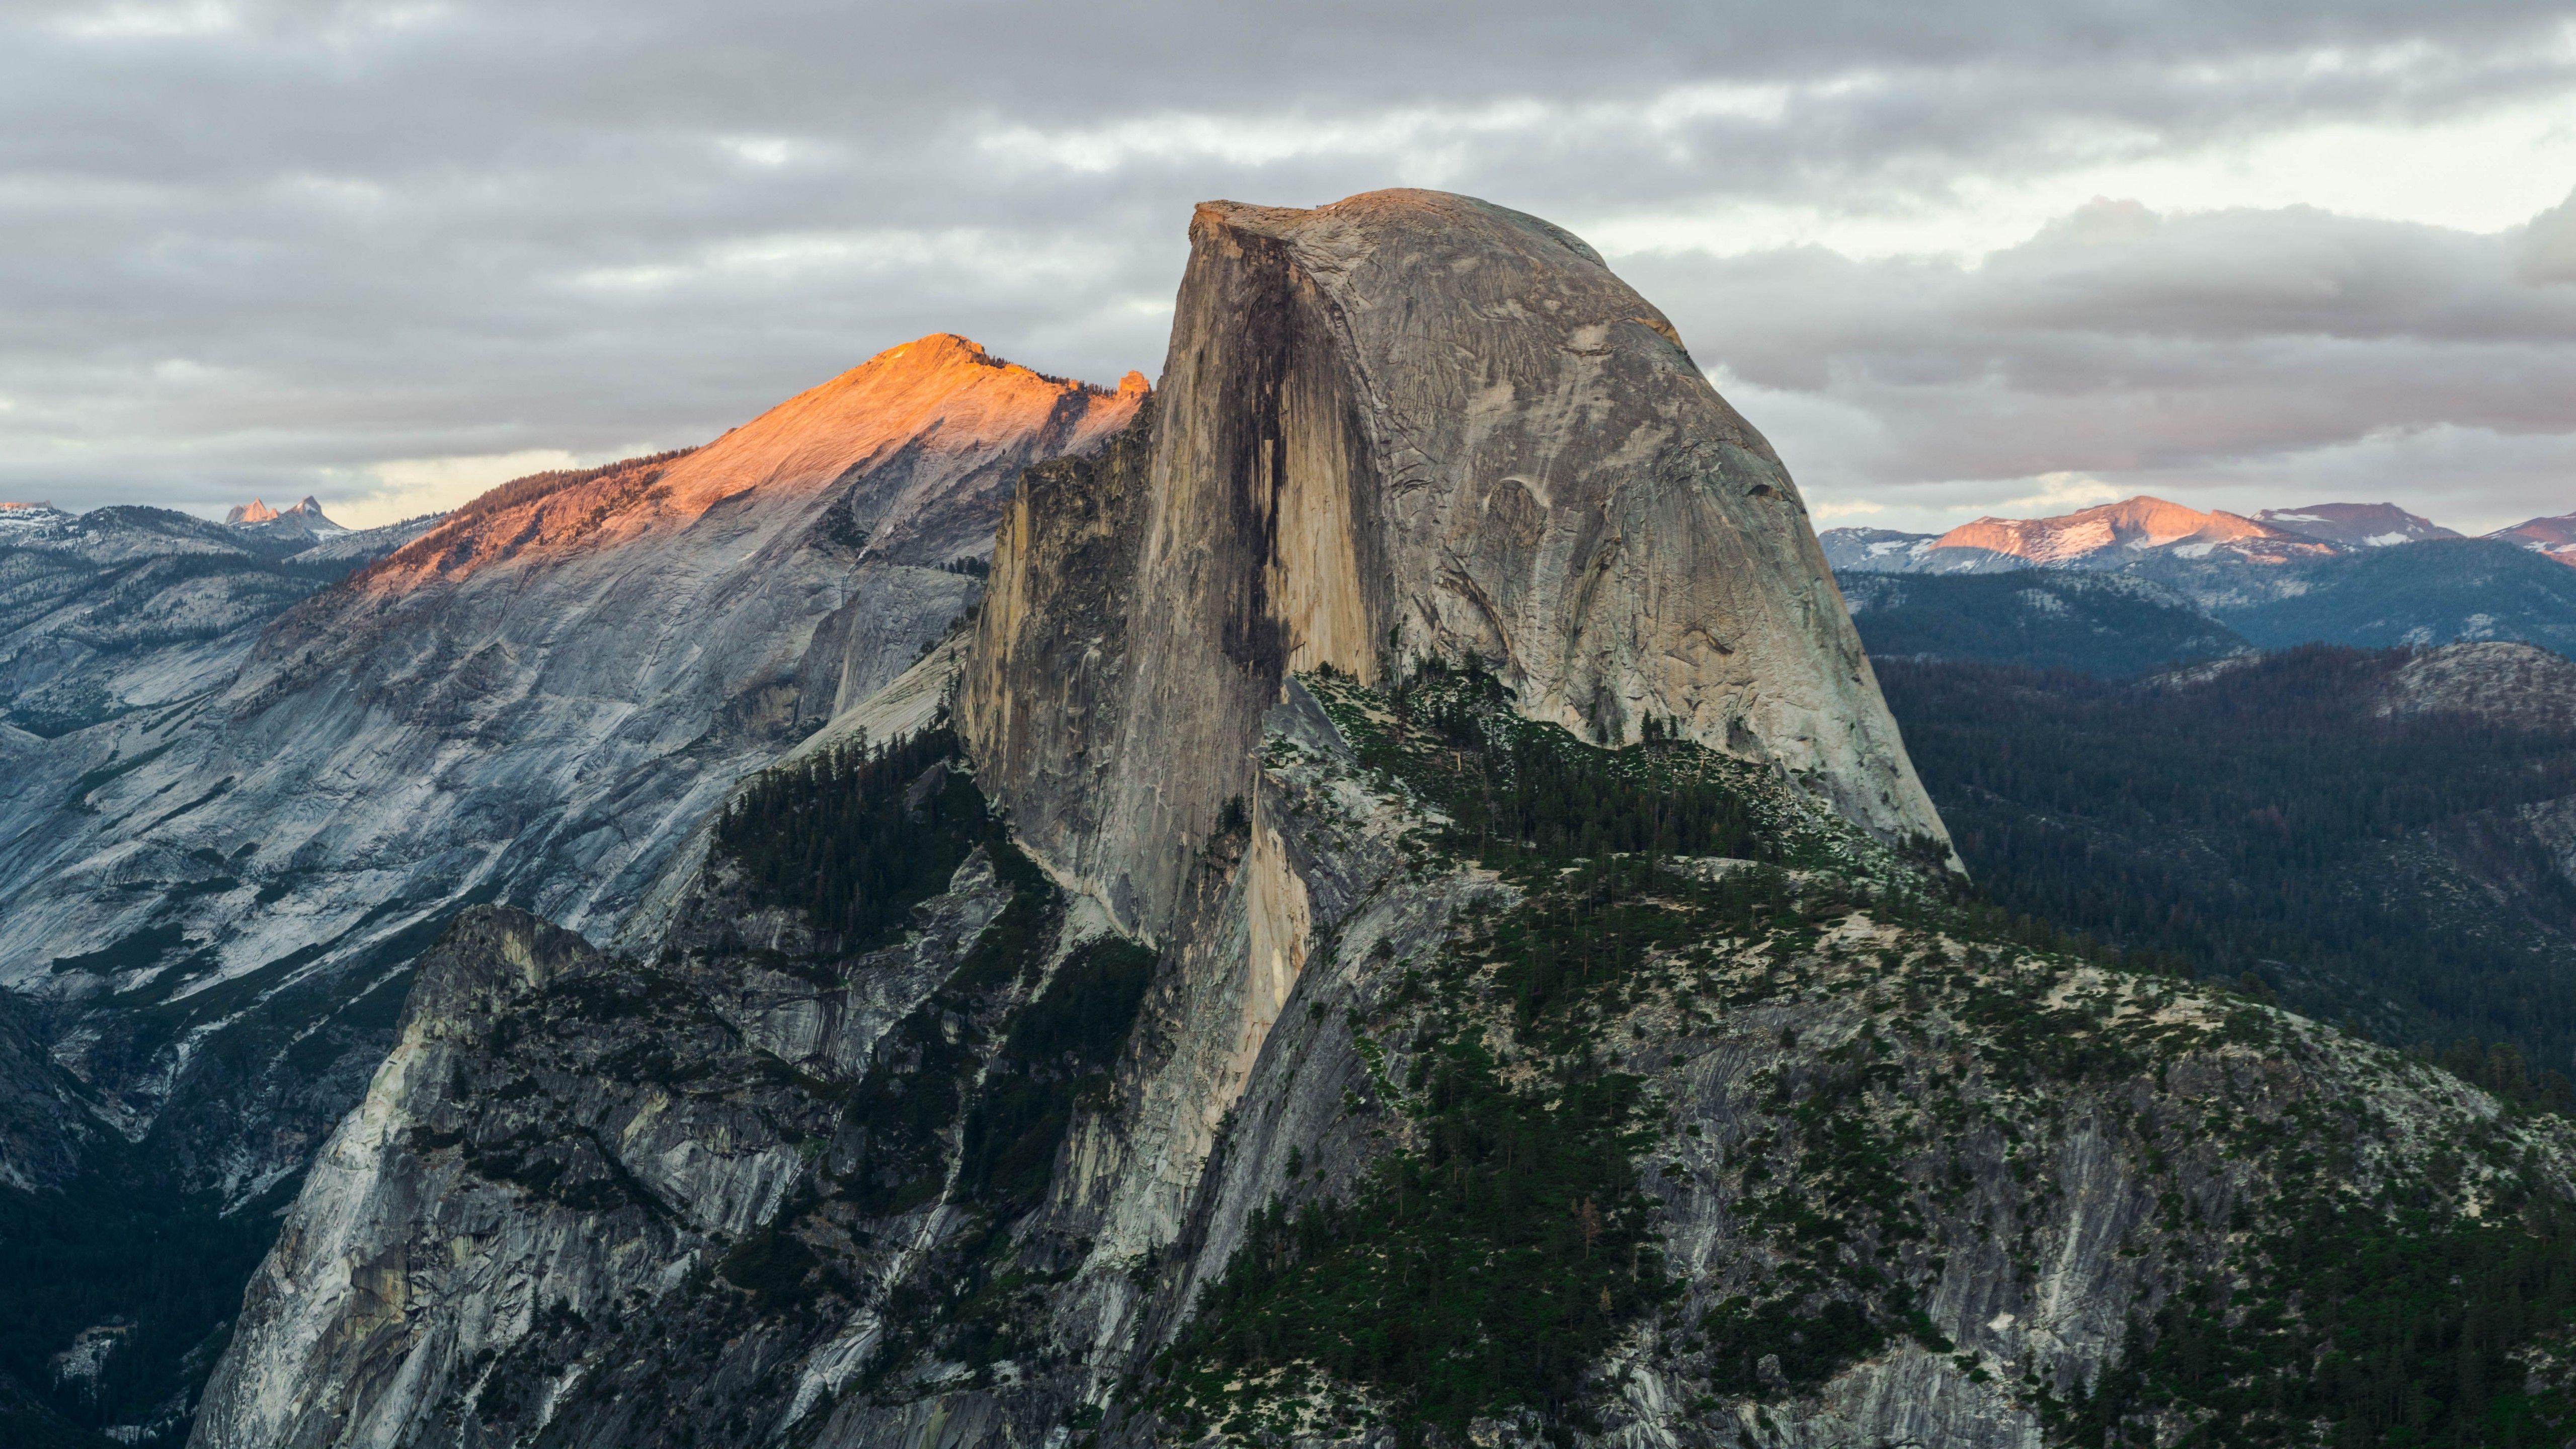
<box><xmin>831</xmin><ymin>833</ymin><xmax>1062</xmax><ymax>1219</ymax></box>
<box><xmin>1161</xmin><ymin>1032</ymin><xmax>1662</xmax><ymax>1441</ymax></box>
<box><xmin>835</xmin><ymin>884</ymin><xmax>1168</xmax><ymax>1391</ymax></box>
<box><xmin>714</xmin><ymin>725</ymin><xmax>991</xmax><ymax>950</ymax></box>
<box><xmin>48</xmin><ymin>923</ymin><xmax>191</xmax><ymax>975</ymax></box>
<box><xmin>958</xmin><ymin>934</ymin><xmax>1158</xmax><ymax>1213</ymax></box>
<box><xmin>0</xmin><ymin>1151</ymin><xmax>297</xmax><ymax>1441</ymax></box>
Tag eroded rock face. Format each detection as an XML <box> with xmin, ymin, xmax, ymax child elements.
<box><xmin>0</xmin><ymin>335</ymin><xmax>1140</xmax><ymax>1206</ymax></box>
<box><xmin>966</xmin><ymin>190</ymin><xmax>1944</xmax><ymax>948</ymax></box>
<box><xmin>186</xmin><ymin>884</ymin><xmax>1014</xmax><ymax>1449</ymax></box>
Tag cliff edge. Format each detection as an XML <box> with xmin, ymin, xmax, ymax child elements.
<box><xmin>965</xmin><ymin>189</ymin><xmax>1944</xmax><ymax>942</ymax></box>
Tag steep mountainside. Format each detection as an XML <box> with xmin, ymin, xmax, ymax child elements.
<box><xmin>1841</xmin><ymin>571</ymin><xmax>2249</xmax><ymax>677</ymax></box>
<box><xmin>186</xmin><ymin>190</ymin><xmax>2576</xmax><ymax>1449</ymax></box>
<box><xmin>0</xmin><ymin>503</ymin><xmax>435</xmax><ymax>739</ymax></box>
<box><xmin>0</xmin><ymin>337</ymin><xmax>1141</xmax><ymax>1444</ymax></box>
<box><xmin>1881</xmin><ymin>643</ymin><xmax>2576</xmax><ymax>1076</ymax></box>
<box><xmin>197</xmin><ymin>657</ymin><xmax>2576</xmax><ymax>1449</ymax></box>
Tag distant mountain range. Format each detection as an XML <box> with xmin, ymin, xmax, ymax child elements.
<box><xmin>1824</xmin><ymin>495</ymin><xmax>2560</xmax><ymax>575</ymax></box>
<box><xmin>1829</xmin><ymin>495</ymin><xmax>2576</xmax><ymax>675</ymax></box>
<box><xmin>0</xmin><ymin>501</ymin><xmax>436</xmax><ymax>738</ymax></box>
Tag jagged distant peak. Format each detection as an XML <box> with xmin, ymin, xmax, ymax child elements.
<box><xmin>2254</xmin><ymin>502</ymin><xmax>2458</xmax><ymax>548</ymax></box>
<box><xmin>2491</xmin><ymin>510</ymin><xmax>2576</xmax><ymax>567</ymax></box>
<box><xmin>226</xmin><ymin>494</ymin><xmax>344</xmax><ymax>532</ymax></box>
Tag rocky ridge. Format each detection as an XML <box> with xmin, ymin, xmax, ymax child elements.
<box><xmin>0</xmin><ymin>335</ymin><xmax>1140</xmax><ymax>1219</ymax></box>
<box><xmin>182</xmin><ymin>190</ymin><xmax>2576</xmax><ymax>1449</ymax></box>
<box><xmin>1823</xmin><ymin>498</ymin><xmax>2458</xmax><ymax>579</ymax></box>
<box><xmin>2251</xmin><ymin>502</ymin><xmax>2460</xmax><ymax>548</ymax></box>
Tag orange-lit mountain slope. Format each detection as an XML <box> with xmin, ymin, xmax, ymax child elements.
<box><xmin>0</xmin><ymin>335</ymin><xmax>1142</xmax><ymax>1210</ymax></box>
<box><xmin>360</xmin><ymin>334</ymin><xmax>1145</xmax><ymax>593</ymax></box>
<box><xmin>1933</xmin><ymin>495</ymin><xmax>2333</xmax><ymax>567</ymax></box>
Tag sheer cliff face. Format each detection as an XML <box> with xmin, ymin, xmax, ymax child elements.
<box><xmin>0</xmin><ymin>336</ymin><xmax>1140</xmax><ymax>1203</ymax></box>
<box><xmin>966</xmin><ymin>190</ymin><xmax>1943</xmax><ymax>941</ymax></box>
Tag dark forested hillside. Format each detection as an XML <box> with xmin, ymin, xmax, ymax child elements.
<box><xmin>2223</xmin><ymin>538</ymin><xmax>2576</xmax><ymax>655</ymax></box>
<box><xmin>1879</xmin><ymin>648</ymin><xmax>2576</xmax><ymax>1075</ymax></box>
<box><xmin>1840</xmin><ymin>572</ymin><xmax>2249</xmax><ymax>676</ymax></box>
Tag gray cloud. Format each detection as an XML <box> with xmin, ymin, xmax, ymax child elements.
<box><xmin>3</xmin><ymin>0</ymin><xmax>2573</xmax><ymax>530</ymax></box>
<box><xmin>1621</xmin><ymin>197</ymin><xmax>2576</xmax><ymax>530</ymax></box>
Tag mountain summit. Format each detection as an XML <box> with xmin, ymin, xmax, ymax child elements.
<box><xmin>352</xmin><ymin>334</ymin><xmax>1137</xmax><ymax>598</ymax></box>
<box><xmin>2494</xmin><ymin>510</ymin><xmax>2576</xmax><ymax>568</ymax></box>
<box><xmin>2253</xmin><ymin>501</ymin><xmax>2458</xmax><ymax>548</ymax></box>
<box><xmin>225</xmin><ymin>495</ymin><xmax>344</xmax><ymax>534</ymax></box>
<box><xmin>1932</xmin><ymin>495</ymin><xmax>2332</xmax><ymax>567</ymax></box>
<box><xmin>969</xmin><ymin>188</ymin><xmax>1944</xmax><ymax>942</ymax></box>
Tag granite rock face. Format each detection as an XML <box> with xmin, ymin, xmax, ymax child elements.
<box><xmin>967</xmin><ymin>191</ymin><xmax>1945</xmax><ymax>948</ymax></box>
<box><xmin>0</xmin><ymin>335</ymin><xmax>1140</xmax><ymax>1206</ymax></box>
<box><xmin>0</xmin><ymin>503</ymin><xmax>435</xmax><ymax>740</ymax></box>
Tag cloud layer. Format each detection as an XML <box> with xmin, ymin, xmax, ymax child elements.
<box><xmin>4</xmin><ymin>0</ymin><xmax>2572</xmax><ymax>531</ymax></box>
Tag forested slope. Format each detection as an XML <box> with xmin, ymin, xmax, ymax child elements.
<box><xmin>1880</xmin><ymin>647</ymin><xmax>2576</xmax><ymax>1081</ymax></box>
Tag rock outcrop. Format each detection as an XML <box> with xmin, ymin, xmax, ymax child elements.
<box><xmin>968</xmin><ymin>190</ymin><xmax>1944</xmax><ymax>948</ymax></box>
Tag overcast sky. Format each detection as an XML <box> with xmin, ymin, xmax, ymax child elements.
<box><xmin>5</xmin><ymin>1</ymin><xmax>2573</xmax><ymax>534</ymax></box>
